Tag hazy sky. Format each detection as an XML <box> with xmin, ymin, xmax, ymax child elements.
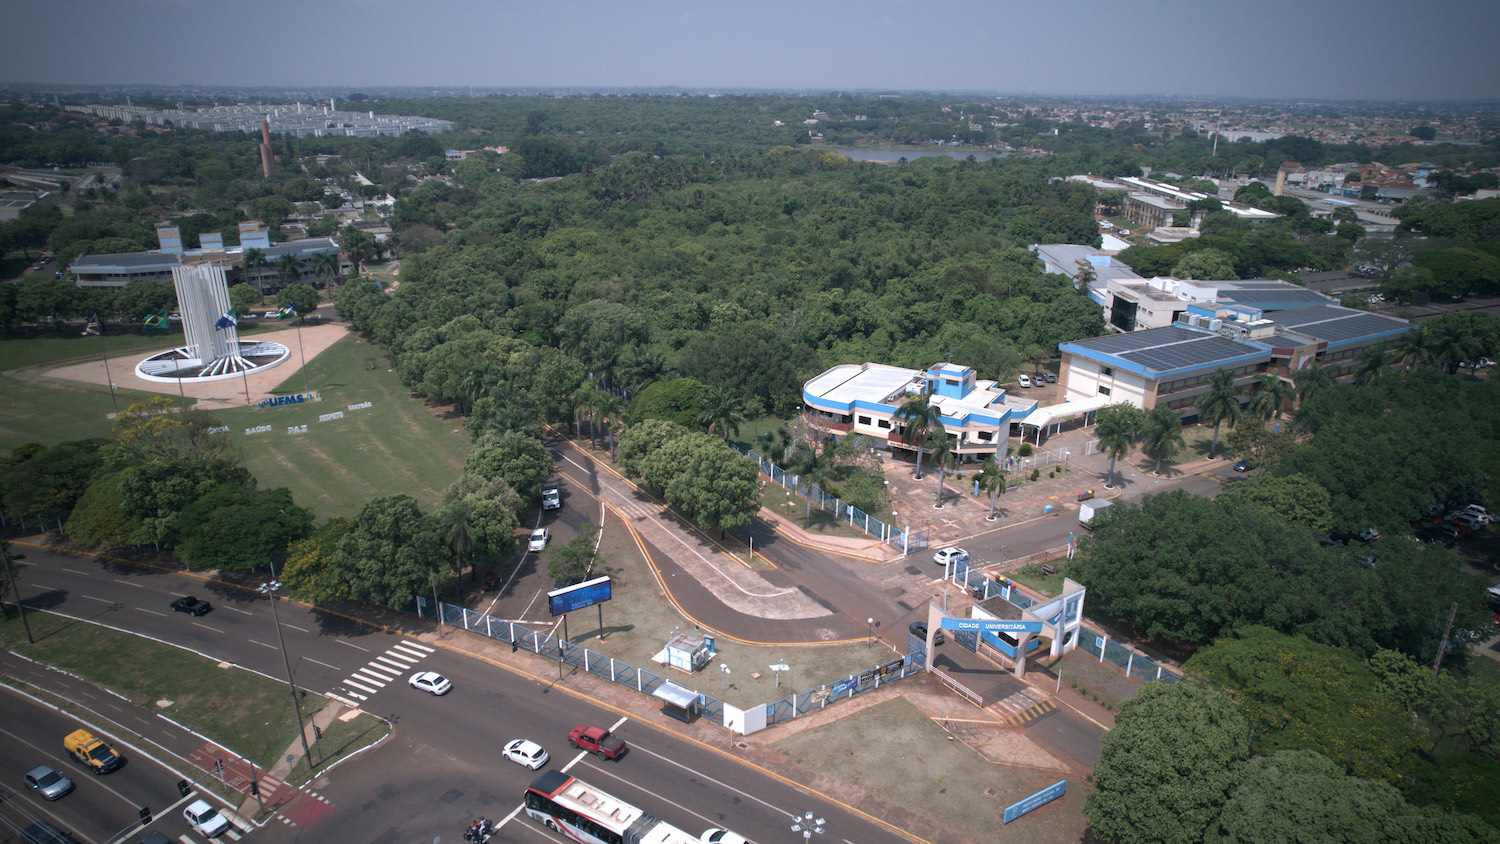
<box><xmin>3</xmin><ymin>0</ymin><xmax>1497</xmax><ymax>100</ymax></box>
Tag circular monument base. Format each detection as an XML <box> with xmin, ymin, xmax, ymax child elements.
<box><xmin>135</xmin><ymin>340</ymin><xmax>291</xmax><ymax>383</ymax></box>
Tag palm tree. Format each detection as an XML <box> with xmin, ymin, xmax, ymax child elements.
<box><xmin>1246</xmin><ymin>373</ymin><xmax>1294</xmax><ymax>425</ymax></box>
<box><xmin>1095</xmin><ymin>403</ymin><xmax>1144</xmax><ymax>488</ymax></box>
<box><xmin>894</xmin><ymin>392</ymin><xmax>945</xmax><ymax>479</ymax></box>
<box><xmin>1140</xmin><ymin>404</ymin><xmax>1185</xmax><ymax>476</ymax></box>
<box><xmin>1293</xmin><ymin>362</ymin><xmax>1335</xmax><ymax>404</ymax></box>
<box><xmin>977</xmin><ymin>457</ymin><xmax>1007</xmax><ymax>521</ymax></box>
<box><xmin>788</xmin><ymin>441</ymin><xmax>828</xmax><ymax>527</ymax></box>
<box><xmin>619</xmin><ymin>346</ymin><xmax>668</xmax><ymax>397</ymax></box>
<box><xmin>275</xmin><ymin>253</ymin><xmax>302</xmax><ymax>291</ymax></box>
<box><xmin>1393</xmin><ymin>325</ymin><xmax>1435</xmax><ymax>373</ymax></box>
<box><xmin>696</xmin><ymin>387</ymin><xmax>745</xmax><ymax>440</ymax></box>
<box><xmin>1353</xmin><ymin>343</ymin><xmax>1392</xmax><ymax>386</ymax></box>
<box><xmin>594</xmin><ymin>393</ymin><xmax>627</xmax><ymax>457</ymax></box>
<box><xmin>557</xmin><ymin>313</ymin><xmax>591</xmax><ymax>360</ymax></box>
<box><xmin>439</xmin><ymin>499</ymin><xmax>476</xmax><ymax>584</ymax></box>
<box><xmin>1197</xmin><ymin>369</ymin><xmax>1242</xmax><ymax>459</ymax></box>
<box><xmin>242</xmin><ymin>247</ymin><xmax>267</xmax><ymax>293</ymax></box>
<box><xmin>929</xmin><ymin>432</ymin><xmax>953</xmax><ymax>509</ymax></box>
<box><xmin>311</xmin><ymin>250</ymin><xmax>340</xmax><ymax>286</ymax></box>
<box><xmin>1427</xmin><ymin>322</ymin><xmax>1482</xmax><ymax>375</ymax></box>
<box><xmin>482</xmin><ymin>402</ymin><xmax>540</xmax><ymax>439</ymax></box>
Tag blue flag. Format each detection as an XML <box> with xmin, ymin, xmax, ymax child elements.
<box><xmin>277</xmin><ymin>303</ymin><xmax>298</xmax><ymax>320</ymax></box>
<box><xmin>82</xmin><ymin>314</ymin><xmax>101</xmax><ymax>336</ymax></box>
<box><xmin>214</xmin><ymin>311</ymin><xmax>237</xmax><ymax>331</ymax></box>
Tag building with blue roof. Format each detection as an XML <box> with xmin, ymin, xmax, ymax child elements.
<box><xmin>802</xmin><ymin>362</ymin><xmax>1036</xmax><ymax>464</ymax></box>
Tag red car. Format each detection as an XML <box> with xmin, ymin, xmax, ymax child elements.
<box><xmin>567</xmin><ymin>725</ymin><xmax>627</xmax><ymax>760</ymax></box>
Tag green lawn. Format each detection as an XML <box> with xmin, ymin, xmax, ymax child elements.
<box><xmin>214</xmin><ymin>333</ymin><xmax>471</xmax><ymax>519</ymax></box>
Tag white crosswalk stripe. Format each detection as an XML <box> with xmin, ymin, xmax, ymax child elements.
<box><xmin>331</xmin><ymin>639</ymin><xmax>433</xmax><ymax>700</ymax></box>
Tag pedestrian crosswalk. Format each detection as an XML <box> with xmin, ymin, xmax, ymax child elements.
<box><xmin>332</xmin><ymin>640</ymin><xmax>434</xmax><ymax>702</ymax></box>
<box><xmin>991</xmin><ymin>688</ymin><xmax>1057</xmax><ymax>727</ymax></box>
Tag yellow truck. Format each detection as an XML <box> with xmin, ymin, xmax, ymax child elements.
<box><xmin>63</xmin><ymin>729</ymin><xmax>122</xmax><ymax>774</ymax></box>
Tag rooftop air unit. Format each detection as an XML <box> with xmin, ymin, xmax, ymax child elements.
<box><xmin>1207</xmin><ymin>318</ymin><xmax>1223</xmax><ymax>331</ymax></box>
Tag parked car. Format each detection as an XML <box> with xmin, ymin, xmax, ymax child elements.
<box><xmin>1356</xmin><ymin>528</ymin><xmax>1380</xmax><ymax>542</ymax></box>
<box><xmin>528</xmin><ymin>528</ymin><xmax>550</xmax><ymax>553</ymax></box>
<box><xmin>262</xmin><ymin>311</ymin><xmax>279</xmax><ymax>319</ymax></box>
<box><xmin>1017</xmin><ymin>374</ymin><xmax>1032</xmax><ymax>388</ymax></box>
<box><xmin>24</xmin><ymin>766</ymin><xmax>73</xmax><ymax>800</ymax></box>
<box><xmin>1233</xmin><ymin>458</ymin><xmax>1252</xmax><ymax>472</ymax></box>
<box><xmin>909</xmin><ymin>621</ymin><xmax>945</xmax><ymax>645</ymax></box>
<box><xmin>182</xmin><ymin>799</ymin><xmax>230</xmax><ymax>837</ymax></box>
<box><xmin>1449</xmin><ymin>513</ymin><xmax>1485</xmax><ymax>532</ymax></box>
<box><xmin>932</xmin><ymin>547</ymin><xmax>970</xmax><ymax>567</ymax></box>
<box><xmin>1043</xmin><ymin>372</ymin><xmax>1057</xmax><ymax>383</ymax></box>
<box><xmin>409</xmin><ymin>671</ymin><xmax>452</xmax><ymax>696</ymax></box>
<box><xmin>1033</xmin><ymin>373</ymin><xmax>1048</xmax><ymax>386</ymax></box>
<box><xmin>170</xmin><ymin>596</ymin><xmax>212</xmax><ymax>616</ymax></box>
<box><xmin>1438</xmin><ymin>524</ymin><xmax>1467</xmax><ymax>541</ymax></box>
<box><xmin>502</xmin><ymin>739</ymin><xmax>550</xmax><ymax>770</ymax></box>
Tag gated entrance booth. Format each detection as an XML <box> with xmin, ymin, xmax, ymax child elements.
<box><xmin>913</xmin><ymin>578</ymin><xmax>1087</xmax><ymax>678</ymax></box>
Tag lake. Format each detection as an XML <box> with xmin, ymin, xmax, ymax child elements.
<box><xmin>831</xmin><ymin>147</ymin><xmax>1013</xmax><ymax>164</ymax></box>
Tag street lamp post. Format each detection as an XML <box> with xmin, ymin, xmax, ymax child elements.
<box><xmin>866</xmin><ymin>617</ymin><xmax>874</xmax><ymax>645</ymax></box>
<box><xmin>258</xmin><ymin>580</ymin><xmax>314</xmax><ymax>771</ymax></box>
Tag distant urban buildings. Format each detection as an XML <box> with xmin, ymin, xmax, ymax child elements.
<box><xmin>64</xmin><ymin>100</ymin><xmax>453</xmax><ymax>138</ymax></box>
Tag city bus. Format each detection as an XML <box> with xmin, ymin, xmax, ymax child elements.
<box><xmin>523</xmin><ymin>770</ymin><xmax>700</xmax><ymax>844</ymax></box>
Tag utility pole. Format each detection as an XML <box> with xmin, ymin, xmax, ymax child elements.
<box><xmin>259</xmin><ymin>581</ymin><xmax>314</xmax><ymax>770</ymax></box>
<box><xmin>1</xmin><ymin>541</ymin><xmax>34</xmax><ymax>644</ymax></box>
<box><xmin>1433</xmin><ymin>601</ymin><xmax>1459</xmax><ymax>677</ymax></box>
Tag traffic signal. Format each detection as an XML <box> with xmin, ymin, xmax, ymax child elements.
<box><xmin>314</xmin><ymin>725</ymin><xmax>322</xmax><ymax>739</ymax></box>
<box><xmin>177</xmin><ymin>780</ymin><xmax>190</xmax><ymax>797</ymax></box>
<box><xmin>250</xmin><ymin>781</ymin><xmax>259</xmax><ymax>797</ymax></box>
<box><xmin>511</xmin><ymin>639</ymin><xmax>519</xmax><ymax>653</ymax></box>
<box><xmin>139</xmin><ymin>806</ymin><xmax>152</xmax><ymax>825</ymax></box>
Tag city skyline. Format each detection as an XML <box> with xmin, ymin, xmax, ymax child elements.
<box><xmin>1</xmin><ymin>0</ymin><xmax>1498</xmax><ymax>102</ymax></box>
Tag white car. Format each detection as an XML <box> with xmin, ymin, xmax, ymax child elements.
<box><xmin>263</xmin><ymin>311</ymin><xmax>279</xmax><ymax>319</ymax></box>
<box><xmin>1357</xmin><ymin>528</ymin><xmax>1380</xmax><ymax>542</ymax></box>
<box><xmin>932</xmin><ymin>547</ymin><xmax>970</xmax><ymax>567</ymax></box>
<box><xmin>528</xmin><ymin>528</ymin><xmax>550</xmax><ymax>553</ymax></box>
<box><xmin>541</xmin><ymin>485</ymin><xmax>561</xmax><ymax>510</ymax></box>
<box><xmin>1017</xmin><ymin>374</ymin><xmax>1032</xmax><ymax>388</ymax></box>
<box><xmin>409</xmin><ymin>671</ymin><xmax>452</xmax><ymax>696</ymax></box>
<box><xmin>701</xmin><ymin>830</ymin><xmax>753</xmax><ymax>844</ymax></box>
<box><xmin>183</xmin><ymin>799</ymin><xmax>231</xmax><ymax>837</ymax></box>
<box><xmin>503</xmin><ymin>739</ymin><xmax>550</xmax><ymax>770</ymax></box>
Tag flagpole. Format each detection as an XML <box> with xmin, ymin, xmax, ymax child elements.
<box><xmin>85</xmin><ymin>316</ymin><xmax>119</xmax><ymax>414</ymax></box>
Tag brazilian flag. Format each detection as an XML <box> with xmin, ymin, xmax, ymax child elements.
<box><xmin>142</xmin><ymin>308</ymin><xmax>170</xmax><ymax>332</ymax></box>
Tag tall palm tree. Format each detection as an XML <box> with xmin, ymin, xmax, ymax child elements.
<box><xmin>1246</xmin><ymin>373</ymin><xmax>1294</xmax><ymax>425</ymax></box>
<box><xmin>556</xmin><ymin>313</ymin><xmax>591</xmax><ymax>360</ymax></box>
<box><xmin>1427</xmin><ymin>322</ymin><xmax>1482</xmax><ymax>375</ymax></box>
<box><xmin>977</xmin><ymin>457</ymin><xmax>1007</xmax><ymax>521</ymax></box>
<box><xmin>594</xmin><ymin>393</ymin><xmax>627</xmax><ymax>457</ymax></box>
<box><xmin>696</xmin><ymin>387</ymin><xmax>745</xmax><ymax>440</ymax></box>
<box><xmin>1293</xmin><ymin>361</ymin><xmax>1335</xmax><ymax>404</ymax></box>
<box><xmin>1393</xmin><ymin>325</ymin><xmax>1435</xmax><ymax>373</ymax></box>
<box><xmin>894</xmin><ymin>392</ymin><xmax>945</xmax><ymax>479</ymax></box>
<box><xmin>439</xmin><ymin>498</ymin><xmax>476</xmax><ymax>584</ymax></box>
<box><xmin>1140</xmin><ymin>404</ymin><xmax>1185</xmax><ymax>476</ymax></box>
<box><xmin>929</xmin><ymin>433</ymin><xmax>953</xmax><ymax>509</ymax></box>
<box><xmin>275</xmin><ymin>253</ymin><xmax>302</xmax><ymax>291</ymax></box>
<box><xmin>1095</xmin><ymin>403</ymin><xmax>1144</xmax><ymax>488</ymax></box>
<box><xmin>788</xmin><ymin>441</ymin><xmax>828</xmax><ymax>527</ymax></box>
<box><xmin>619</xmin><ymin>346</ymin><xmax>668</xmax><ymax>398</ymax></box>
<box><xmin>311</xmin><ymin>250</ymin><xmax>340</xmax><ymax>286</ymax></box>
<box><xmin>1352</xmin><ymin>342</ymin><xmax>1392</xmax><ymax>386</ymax></box>
<box><xmin>242</xmin><ymin>247</ymin><xmax>267</xmax><ymax>293</ymax></box>
<box><xmin>1197</xmin><ymin>369</ymin><xmax>1242</xmax><ymax>459</ymax></box>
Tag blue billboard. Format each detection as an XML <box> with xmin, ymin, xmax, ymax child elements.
<box><xmin>1004</xmin><ymin>779</ymin><xmax>1067</xmax><ymax>824</ymax></box>
<box><xmin>940</xmin><ymin>617</ymin><xmax>1044</xmax><ymax>634</ymax></box>
<box><xmin>549</xmin><ymin>575</ymin><xmax>612</xmax><ymax>616</ymax></box>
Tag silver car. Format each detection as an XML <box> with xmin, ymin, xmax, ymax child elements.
<box><xmin>24</xmin><ymin>765</ymin><xmax>74</xmax><ymax>800</ymax></box>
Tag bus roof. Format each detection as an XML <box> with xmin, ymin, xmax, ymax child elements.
<box><xmin>534</xmin><ymin>772</ymin><xmax>647</xmax><ymax>833</ymax></box>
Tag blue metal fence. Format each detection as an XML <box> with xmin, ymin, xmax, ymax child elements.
<box><xmin>732</xmin><ymin>444</ymin><xmax>923</xmax><ymax>551</ymax></box>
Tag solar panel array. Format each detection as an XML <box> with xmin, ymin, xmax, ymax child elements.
<box><xmin>1072</xmin><ymin>325</ymin><xmax>1266</xmax><ymax>374</ymax></box>
<box><xmin>1269</xmin><ymin>306</ymin><xmax>1411</xmax><ymax>344</ymax></box>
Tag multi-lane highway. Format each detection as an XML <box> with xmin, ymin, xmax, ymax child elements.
<box><xmin>5</xmin><ymin>542</ymin><xmax>918</xmax><ymax>844</ymax></box>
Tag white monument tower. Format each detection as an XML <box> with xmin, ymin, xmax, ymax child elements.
<box><xmin>135</xmin><ymin>263</ymin><xmax>289</xmax><ymax>384</ymax></box>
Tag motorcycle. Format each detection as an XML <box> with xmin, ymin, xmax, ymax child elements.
<box><xmin>463</xmin><ymin>818</ymin><xmax>494</xmax><ymax>842</ymax></box>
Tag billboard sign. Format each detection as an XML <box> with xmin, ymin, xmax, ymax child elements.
<box><xmin>1003</xmin><ymin>779</ymin><xmax>1067</xmax><ymax>824</ymax></box>
<box><xmin>548</xmin><ymin>575</ymin><xmax>612</xmax><ymax>616</ymax></box>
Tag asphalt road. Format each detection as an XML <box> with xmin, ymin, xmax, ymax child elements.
<box><xmin>0</xmin><ymin>690</ymin><xmax>222</xmax><ymax>844</ymax></box>
<box><xmin>7</xmin><ymin>544</ymin><xmax>913</xmax><ymax>844</ymax></box>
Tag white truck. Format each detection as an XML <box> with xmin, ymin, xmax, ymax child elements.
<box><xmin>1079</xmin><ymin>498</ymin><xmax>1112</xmax><ymax>528</ymax></box>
